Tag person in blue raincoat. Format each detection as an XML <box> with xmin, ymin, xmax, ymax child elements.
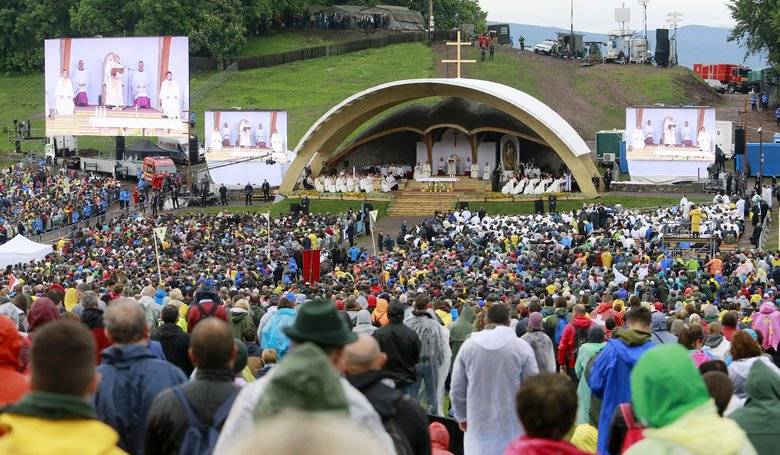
<box><xmin>260</xmin><ymin>298</ymin><xmax>297</xmax><ymax>359</ymax></box>
<box><xmin>588</xmin><ymin>306</ymin><xmax>655</xmax><ymax>455</ymax></box>
<box><xmin>83</xmin><ymin>201</ymin><xmax>92</xmax><ymax>218</ymax></box>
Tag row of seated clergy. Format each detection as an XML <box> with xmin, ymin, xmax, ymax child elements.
<box><xmin>500</xmin><ymin>176</ymin><xmax>567</xmax><ymax>195</ymax></box>
<box><xmin>312</xmin><ymin>174</ymin><xmax>397</xmax><ymax>193</ymax></box>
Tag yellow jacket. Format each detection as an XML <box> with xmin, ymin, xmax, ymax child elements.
<box><xmin>0</xmin><ymin>413</ymin><xmax>126</xmax><ymax>455</ymax></box>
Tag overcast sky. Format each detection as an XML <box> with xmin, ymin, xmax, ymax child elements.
<box><xmin>480</xmin><ymin>0</ymin><xmax>735</xmax><ymax>31</ymax></box>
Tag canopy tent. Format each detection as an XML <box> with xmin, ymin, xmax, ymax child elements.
<box><xmin>0</xmin><ymin>235</ymin><xmax>54</xmax><ymax>268</ymax></box>
<box><xmin>361</xmin><ymin>5</ymin><xmax>425</xmax><ymax>31</ymax></box>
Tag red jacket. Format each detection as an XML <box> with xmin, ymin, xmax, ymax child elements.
<box><xmin>187</xmin><ymin>300</ymin><xmax>228</xmax><ymax>333</ymax></box>
<box><xmin>90</xmin><ymin>327</ymin><xmax>112</xmax><ymax>364</ymax></box>
<box><xmin>557</xmin><ymin>315</ymin><xmax>594</xmax><ymax>368</ymax></box>
<box><xmin>504</xmin><ymin>436</ymin><xmax>590</xmax><ymax>455</ymax></box>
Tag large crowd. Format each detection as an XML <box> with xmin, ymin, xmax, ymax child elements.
<box><xmin>0</xmin><ymin>165</ymin><xmax>121</xmax><ymax>241</ymax></box>
<box><xmin>2</xmin><ymin>167</ymin><xmax>780</xmax><ymax>454</ymax></box>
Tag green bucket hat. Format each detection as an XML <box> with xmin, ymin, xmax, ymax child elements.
<box><xmin>283</xmin><ymin>299</ymin><xmax>358</xmax><ymax>347</ymax></box>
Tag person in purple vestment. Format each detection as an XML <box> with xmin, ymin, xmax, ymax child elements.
<box><xmin>73</xmin><ymin>60</ymin><xmax>89</xmax><ymax>107</ymax></box>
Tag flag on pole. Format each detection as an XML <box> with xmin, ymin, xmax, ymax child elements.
<box><xmin>613</xmin><ymin>266</ymin><xmax>628</xmax><ymax>285</ymax></box>
<box><xmin>7</xmin><ymin>274</ymin><xmax>18</xmax><ymax>291</ymax></box>
<box><xmin>154</xmin><ymin>227</ymin><xmax>167</xmax><ymax>243</ymax></box>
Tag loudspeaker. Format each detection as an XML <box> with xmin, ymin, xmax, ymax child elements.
<box><xmin>457</xmin><ymin>202</ymin><xmax>469</xmax><ymax>210</ymax></box>
<box><xmin>735</xmin><ymin>127</ymin><xmax>746</xmax><ymax>155</ymax></box>
<box><xmin>115</xmin><ymin>136</ymin><xmax>125</xmax><ymax>161</ymax></box>
<box><xmin>655</xmin><ymin>29</ymin><xmax>670</xmax><ymax>66</ymax></box>
<box><xmin>548</xmin><ymin>195</ymin><xmax>557</xmax><ymax>213</ymax></box>
<box><xmin>189</xmin><ymin>136</ymin><xmax>199</xmax><ymax>164</ymax></box>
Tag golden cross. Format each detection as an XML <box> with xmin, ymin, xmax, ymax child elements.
<box><xmin>442</xmin><ymin>30</ymin><xmax>477</xmax><ymax>78</ymax></box>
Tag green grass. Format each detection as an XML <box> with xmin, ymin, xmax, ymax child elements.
<box><xmin>460</xmin><ymin>47</ymin><xmax>541</xmax><ymax>99</ymax></box>
<box><xmin>0</xmin><ymin>74</ymin><xmax>44</xmax><ymax>149</ymax></box>
<box><xmin>240</xmin><ymin>32</ymin><xmax>339</xmax><ymax>58</ymax></box>
<box><xmin>192</xmin><ymin>42</ymin><xmax>435</xmax><ymax>146</ymax></box>
<box><xmin>467</xmin><ymin>194</ymin><xmax>712</xmax><ymax>215</ymax></box>
<box><xmin>184</xmin><ymin>199</ymin><xmax>389</xmax><ymax>218</ymax></box>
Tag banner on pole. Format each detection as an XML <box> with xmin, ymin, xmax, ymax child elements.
<box><xmin>302</xmin><ymin>249</ymin><xmax>321</xmax><ymax>283</ymax></box>
<box><xmin>154</xmin><ymin>227</ymin><xmax>167</xmax><ymax>243</ymax></box>
<box><xmin>369</xmin><ymin>210</ymin><xmax>378</xmax><ymax>223</ymax></box>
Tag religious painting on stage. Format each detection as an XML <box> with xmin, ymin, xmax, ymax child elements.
<box><xmin>44</xmin><ymin>36</ymin><xmax>190</xmax><ymax>138</ymax></box>
<box><xmin>625</xmin><ymin>106</ymin><xmax>716</xmax><ymax>183</ymax></box>
<box><xmin>500</xmin><ymin>135</ymin><xmax>520</xmax><ymax>171</ymax></box>
<box><xmin>204</xmin><ymin>110</ymin><xmax>292</xmax><ymax>187</ymax></box>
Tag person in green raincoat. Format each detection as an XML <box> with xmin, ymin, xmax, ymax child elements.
<box><xmin>731</xmin><ymin>358</ymin><xmax>780</xmax><ymax>455</ymax></box>
<box><xmin>574</xmin><ymin>326</ymin><xmax>606</xmax><ymax>425</ymax></box>
<box><xmin>449</xmin><ymin>304</ymin><xmax>476</xmax><ymax>364</ymax></box>
<box><xmin>626</xmin><ymin>344</ymin><xmax>756</xmax><ymax>455</ymax></box>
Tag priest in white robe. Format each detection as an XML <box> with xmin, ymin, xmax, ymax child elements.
<box><xmin>437</xmin><ymin>157</ymin><xmax>446</xmax><ymax>176</ymax></box>
<box><xmin>511</xmin><ymin>177</ymin><xmax>528</xmax><ymax>195</ymax></box>
<box><xmin>159</xmin><ymin>71</ymin><xmax>181</xmax><ymax>119</ymax></box>
<box><xmin>523</xmin><ymin>177</ymin><xmax>540</xmax><ymax>194</ymax></box>
<box><xmin>55</xmin><ymin>70</ymin><xmax>75</xmax><ymax>116</ymax></box>
<box><xmin>132</xmin><ymin>61</ymin><xmax>151</xmax><ymax>108</ymax></box>
<box><xmin>271</xmin><ymin>129</ymin><xmax>284</xmax><ymax>155</ymax></box>
<box><xmin>238</xmin><ymin>125</ymin><xmax>252</xmax><ymax>147</ymax></box>
<box><xmin>470</xmin><ymin>161</ymin><xmax>479</xmax><ymax>179</ymax></box>
<box><xmin>360</xmin><ymin>175</ymin><xmax>374</xmax><ymax>192</ymax></box>
<box><xmin>643</xmin><ymin>120</ymin><xmax>654</xmax><ymax>145</ymax></box>
<box><xmin>501</xmin><ymin>178</ymin><xmax>516</xmax><ymax>194</ymax></box>
<box><xmin>346</xmin><ymin>175</ymin><xmax>356</xmax><ymax>192</ymax></box>
<box><xmin>209</xmin><ymin>128</ymin><xmax>223</xmax><ymax>152</ymax></box>
<box><xmin>697</xmin><ymin>127</ymin><xmax>711</xmax><ymax>153</ymax></box>
<box><xmin>314</xmin><ymin>177</ymin><xmax>325</xmax><ymax>192</ymax></box>
<box><xmin>104</xmin><ymin>53</ymin><xmax>125</xmax><ymax>109</ymax></box>
<box><xmin>324</xmin><ymin>176</ymin><xmax>336</xmax><ymax>193</ymax></box>
<box><xmin>335</xmin><ymin>174</ymin><xmax>347</xmax><ymax>192</ymax></box>
<box><xmin>413</xmin><ymin>162</ymin><xmax>422</xmax><ymax>180</ymax></box>
<box><xmin>421</xmin><ymin>162</ymin><xmax>432</xmax><ymax>178</ymax></box>
<box><xmin>681</xmin><ymin>121</ymin><xmax>693</xmax><ymax>146</ymax></box>
<box><xmin>381</xmin><ymin>175</ymin><xmax>397</xmax><ymax>192</ymax></box>
<box><xmin>73</xmin><ymin>60</ymin><xmax>89</xmax><ymax>107</ymax></box>
<box><xmin>447</xmin><ymin>155</ymin><xmax>457</xmax><ymax>178</ymax></box>
<box><xmin>482</xmin><ymin>163</ymin><xmax>491</xmax><ymax>181</ymax></box>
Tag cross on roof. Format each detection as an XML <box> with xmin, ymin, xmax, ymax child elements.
<box><xmin>442</xmin><ymin>30</ymin><xmax>476</xmax><ymax>78</ymax></box>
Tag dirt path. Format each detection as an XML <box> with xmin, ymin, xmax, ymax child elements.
<box><xmin>716</xmin><ymin>94</ymin><xmax>779</xmax><ymax>142</ymax></box>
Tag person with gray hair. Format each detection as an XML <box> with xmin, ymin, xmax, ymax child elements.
<box><xmin>79</xmin><ymin>290</ymin><xmax>111</xmax><ymax>362</ymax></box>
<box><xmin>95</xmin><ymin>299</ymin><xmax>187</xmax><ymax>455</ymax></box>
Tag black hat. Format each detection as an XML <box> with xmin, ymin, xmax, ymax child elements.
<box><xmin>284</xmin><ymin>299</ymin><xmax>358</xmax><ymax>347</ymax></box>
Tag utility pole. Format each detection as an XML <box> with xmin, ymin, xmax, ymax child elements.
<box><xmin>570</xmin><ymin>0</ymin><xmax>575</xmax><ymax>57</ymax></box>
<box><xmin>428</xmin><ymin>0</ymin><xmax>434</xmax><ymax>40</ymax></box>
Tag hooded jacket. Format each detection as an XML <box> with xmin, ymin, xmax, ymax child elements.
<box><xmin>731</xmin><ymin>359</ymin><xmax>780</xmax><ymax>455</ymax></box>
<box><xmin>260</xmin><ymin>307</ymin><xmax>297</xmax><ymax>359</ymax></box>
<box><xmin>588</xmin><ymin>329</ymin><xmax>655</xmax><ymax>455</ymax></box>
<box><xmin>703</xmin><ymin>333</ymin><xmax>732</xmax><ymax>360</ymax></box>
<box><xmin>730</xmin><ymin>356</ymin><xmax>780</xmax><ymax>399</ymax></box>
<box><xmin>149</xmin><ymin>322</ymin><xmax>193</xmax><ymax>376</ymax></box>
<box><xmin>229</xmin><ymin>308</ymin><xmax>255</xmax><ymax>340</ymax></box>
<box><xmin>373</xmin><ymin>317</ymin><xmax>421</xmax><ymax>386</ymax></box>
<box><xmin>95</xmin><ymin>344</ymin><xmax>187</xmax><ymax>455</ymax></box>
<box><xmin>81</xmin><ymin>307</ymin><xmax>111</xmax><ymax>363</ymax></box>
<box><xmin>449</xmin><ymin>304</ymin><xmax>476</xmax><ymax>361</ymax></box>
<box><xmin>63</xmin><ymin>288</ymin><xmax>78</xmax><ymax>312</ymax></box>
<box><xmin>574</xmin><ymin>341</ymin><xmax>605</xmax><ymax>425</ymax></box>
<box><xmin>650</xmin><ymin>311</ymin><xmax>677</xmax><ymax>344</ymax></box>
<box><xmin>353</xmin><ymin>309</ymin><xmax>377</xmax><ymax>335</ymax></box>
<box><xmin>372</xmin><ymin>299</ymin><xmax>390</xmax><ymax>327</ymax></box>
<box><xmin>521</xmin><ymin>330</ymin><xmax>556</xmax><ymax>373</ymax></box>
<box><xmin>504</xmin><ymin>436</ymin><xmax>591</xmax><ymax>455</ymax></box>
<box><xmin>627</xmin><ymin>344</ymin><xmax>755</xmax><ymax>455</ymax></box>
<box><xmin>591</xmin><ymin>302</ymin><xmax>620</xmax><ymax>326</ymax></box>
<box><xmin>557</xmin><ymin>314</ymin><xmax>594</xmax><ymax>368</ymax></box>
<box><xmin>0</xmin><ymin>315</ymin><xmax>28</xmax><ymax>406</ymax></box>
<box><xmin>0</xmin><ymin>392</ymin><xmax>125</xmax><ymax>455</ymax></box>
<box><xmin>27</xmin><ymin>297</ymin><xmax>59</xmax><ymax>333</ymax></box>
<box><xmin>751</xmin><ymin>303</ymin><xmax>780</xmax><ymax>350</ymax></box>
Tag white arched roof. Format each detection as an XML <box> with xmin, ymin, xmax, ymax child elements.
<box><xmin>294</xmin><ymin>78</ymin><xmax>591</xmax><ymax>158</ymax></box>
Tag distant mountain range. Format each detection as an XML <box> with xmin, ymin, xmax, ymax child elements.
<box><xmin>492</xmin><ymin>23</ymin><xmax>767</xmax><ymax>69</ymax></box>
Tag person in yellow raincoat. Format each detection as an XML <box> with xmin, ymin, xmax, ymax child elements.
<box><xmin>689</xmin><ymin>205</ymin><xmax>706</xmax><ymax>238</ymax></box>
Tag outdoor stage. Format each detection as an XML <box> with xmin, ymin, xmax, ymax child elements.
<box><xmin>46</xmin><ymin>105</ymin><xmax>189</xmax><ymax>138</ymax></box>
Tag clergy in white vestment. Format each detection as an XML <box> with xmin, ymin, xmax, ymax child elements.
<box><xmin>421</xmin><ymin>162</ymin><xmax>432</xmax><ymax>178</ymax></box>
<box><xmin>501</xmin><ymin>178</ymin><xmax>516</xmax><ymax>194</ymax></box>
<box><xmin>209</xmin><ymin>128</ymin><xmax>223</xmax><ymax>151</ymax></box>
<box><xmin>523</xmin><ymin>178</ymin><xmax>540</xmax><ymax>194</ymax></box>
<box><xmin>314</xmin><ymin>177</ymin><xmax>325</xmax><ymax>192</ymax></box>
<box><xmin>335</xmin><ymin>174</ymin><xmax>347</xmax><ymax>192</ymax></box>
<box><xmin>663</xmin><ymin>123</ymin><xmax>677</xmax><ymax>146</ymax></box>
<box><xmin>324</xmin><ymin>176</ymin><xmax>336</xmax><ymax>193</ymax></box>
<box><xmin>104</xmin><ymin>53</ymin><xmax>125</xmax><ymax>108</ymax></box>
<box><xmin>381</xmin><ymin>175</ymin><xmax>397</xmax><ymax>193</ymax></box>
<box><xmin>447</xmin><ymin>155</ymin><xmax>457</xmax><ymax>178</ymax></box>
<box><xmin>697</xmin><ymin>127</ymin><xmax>711</xmax><ymax>153</ymax></box>
<box><xmin>437</xmin><ymin>157</ymin><xmax>446</xmax><ymax>175</ymax></box>
<box><xmin>238</xmin><ymin>125</ymin><xmax>252</xmax><ymax>147</ymax></box>
<box><xmin>73</xmin><ymin>60</ymin><xmax>89</xmax><ymax>107</ymax></box>
<box><xmin>360</xmin><ymin>175</ymin><xmax>374</xmax><ymax>192</ymax></box>
<box><xmin>632</xmin><ymin>127</ymin><xmax>645</xmax><ymax>151</ymax></box>
<box><xmin>450</xmin><ymin>312</ymin><xmax>538</xmax><ymax>455</ymax></box>
<box><xmin>346</xmin><ymin>176</ymin><xmax>356</xmax><ymax>192</ymax></box>
<box><xmin>511</xmin><ymin>177</ymin><xmax>528</xmax><ymax>195</ymax></box>
<box><xmin>221</xmin><ymin>123</ymin><xmax>231</xmax><ymax>146</ymax></box>
<box><xmin>159</xmin><ymin>71</ymin><xmax>181</xmax><ymax>119</ymax></box>
<box><xmin>255</xmin><ymin>123</ymin><xmax>267</xmax><ymax>148</ymax></box>
<box><xmin>271</xmin><ymin>130</ymin><xmax>284</xmax><ymax>155</ymax></box>
<box><xmin>413</xmin><ymin>162</ymin><xmax>422</xmax><ymax>180</ymax></box>
<box><xmin>470</xmin><ymin>162</ymin><xmax>479</xmax><ymax>179</ymax></box>
<box><xmin>131</xmin><ymin>61</ymin><xmax>151</xmax><ymax>108</ymax></box>
<box><xmin>55</xmin><ymin>70</ymin><xmax>75</xmax><ymax>116</ymax></box>
<box><xmin>482</xmin><ymin>163</ymin><xmax>491</xmax><ymax>181</ymax></box>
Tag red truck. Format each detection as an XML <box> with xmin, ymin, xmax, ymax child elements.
<box><xmin>693</xmin><ymin>63</ymin><xmax>752</xmax><ymax>93</ymax></box>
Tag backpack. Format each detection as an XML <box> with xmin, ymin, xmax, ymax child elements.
<box><xmin>554</xmin><ymin>316</ymin><xmax>568</xmax><ymax>345</ymax></box>
<box><xmin>619</xmin><ymin>403</ymin><xmax>645</xmax><ymax>453</ymax></box>
<box><xmin>570</xmin><ymin>325</ymin><xmax>590</xmax><ymax>361</ymax></box>
<box><xmin>195</xmin><ymin>302</ymin><xmax>219</xmax><ymax>322</ymax></box>
<box><xmin>171</xmin><ymin>386</ymin><xmax>238</xmax><ymax>455</ymax></box>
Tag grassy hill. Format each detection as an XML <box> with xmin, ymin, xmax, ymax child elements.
<box><xmin>0</xmin><ymin>30</ymin><xmax>720</xmax><ymax>154</ymax></box>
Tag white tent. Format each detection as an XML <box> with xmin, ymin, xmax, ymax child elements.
<box><xmin>0</xmin><ymin>235</ymin><xmax>54</xmax><ymax>268</ymax></box>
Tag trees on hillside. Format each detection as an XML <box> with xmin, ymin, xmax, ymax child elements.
<box><xmin>728</xmin><ymin>0</ymin><xmax>780</xmax><ymax>66</ymax></box>
<box><xmin>0</xmin><ymin>0</ymin><xmax>486</xmax><ymax>73</ymax></box>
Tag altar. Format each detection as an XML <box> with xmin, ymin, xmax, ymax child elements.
<box><xmin>415</xmin><ymin>177</ymin><xmax>458</xmax><ymax>192</ymax></box>
<box><xmin>415</xmin><ymin>128</ymin><xmax>497</xmax><ymax>175</ymax></box>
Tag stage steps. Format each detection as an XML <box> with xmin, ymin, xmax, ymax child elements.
<box><xmin>387</xmin><ymin>177</ymin><xmax>490</xmax><ymax>216</ymax></box>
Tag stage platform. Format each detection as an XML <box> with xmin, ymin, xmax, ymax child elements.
<box><xmin>46</xmin><ymin>105</ymin><xmax>188</xmax><ymax>138</ymax></box>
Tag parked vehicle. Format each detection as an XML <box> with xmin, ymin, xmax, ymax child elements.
<box><xmin>534</xmin><ymin>39</ymin><xmax>558</xmax><ymax>55</ymax></box>
<box><xmin>693</xmin><ymin>63</ymin><xmax>753</xmax><ymax>93</ymax></box>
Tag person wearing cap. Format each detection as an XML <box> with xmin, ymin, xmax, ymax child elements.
<box><xmin>521</xmin><ymin>311</ymin><xmax>555</xmax><ymax>373</ymax></box>
<box><xmin>214</xmin><ymin>299</ymin><xmax>395</xmax><ymax>454</ymax></box>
